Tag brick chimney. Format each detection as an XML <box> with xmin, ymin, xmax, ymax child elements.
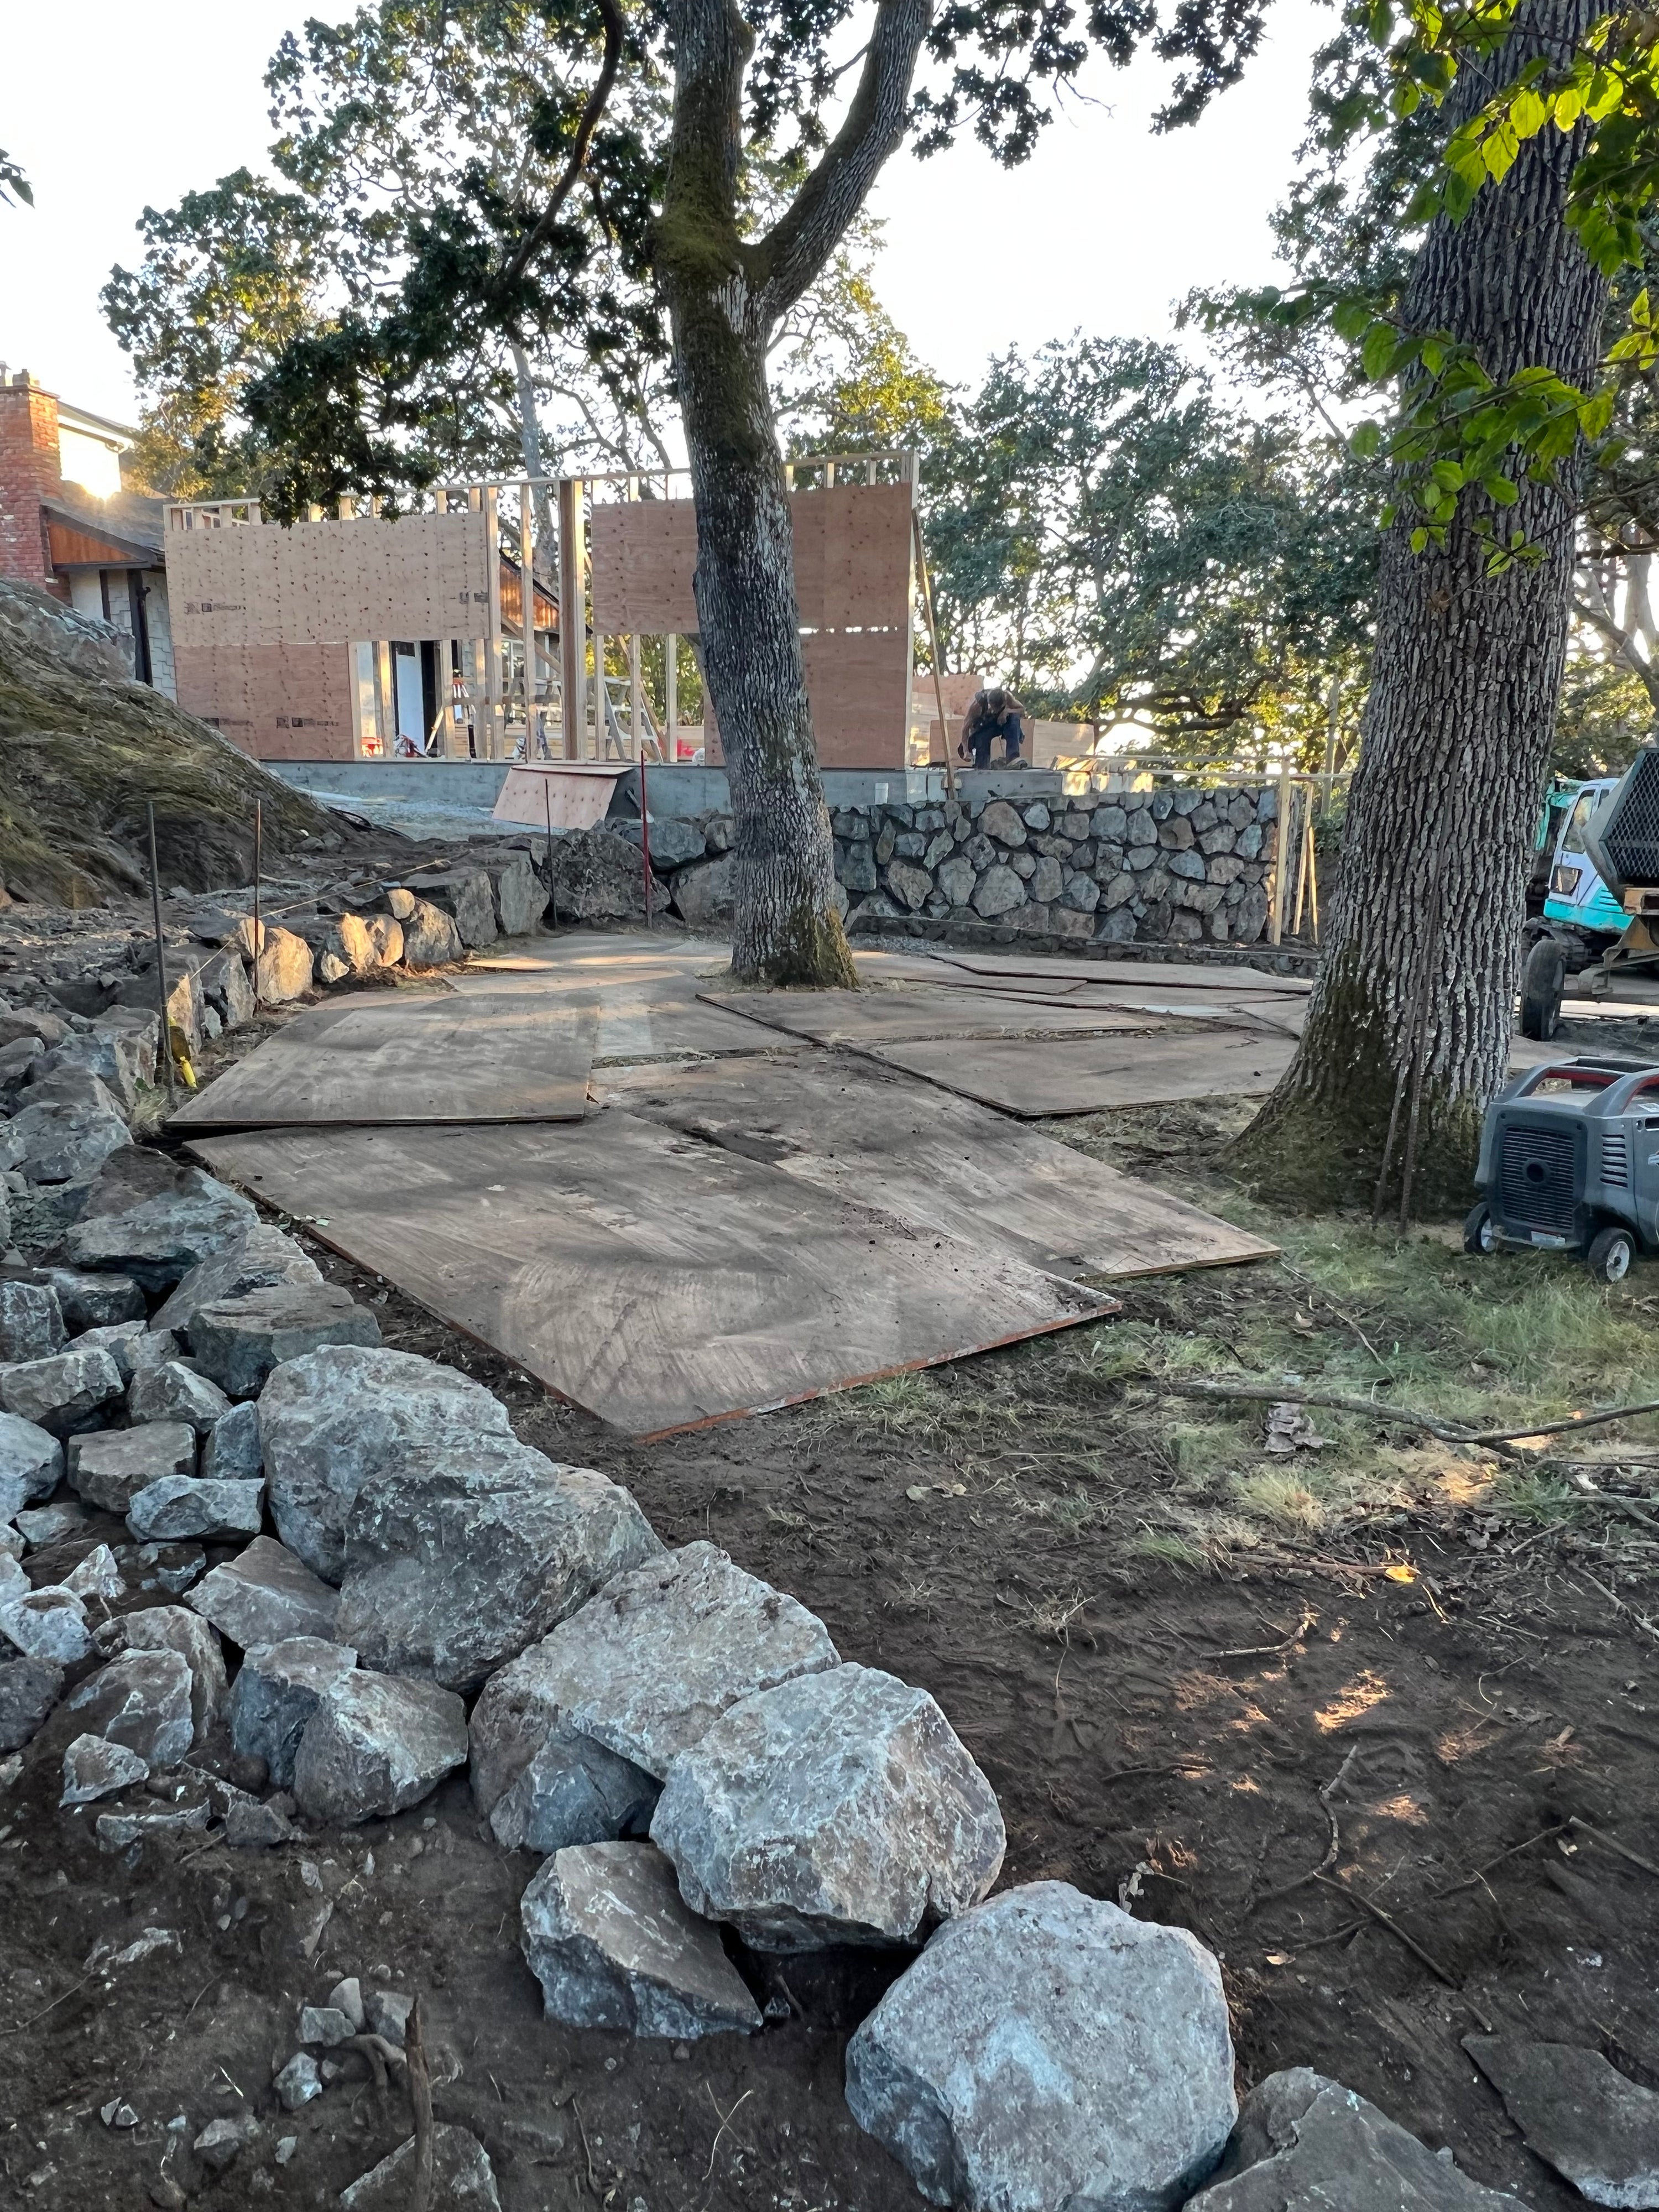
<box><xmin>0</xmin><ymin>372</ymin><xmax>63</xmax><ymax>592</ymax></box>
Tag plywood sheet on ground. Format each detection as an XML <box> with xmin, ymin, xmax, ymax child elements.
<box><xmin>889</xmin><ymin>971</ymin><xmax>1306</xmax><ymax>1035</ymax></box>
<box><xmin>169</xmin><ymin>991</ymin><xmax>596</xmax><ymax>1133</ymax></box>
<box><xmin>929</xmin><ymin>951</ymin><xmax>1313</xmax><ymax>995</ymax></box>
<box><xmin>598</xmin><ymin>1050</ymin><xmax>1276</xmax><ymax>1280</ymax></box>
<box><xmin>872</xmin><ymin>1029</ymin><xmax>1299</xmax><ymax>1115</ymax></box>
<box><xmin>700</xmin><ymin>988</ymin><xmax>1163</xmax><ymax>1047</ymax></box>
<box><xmin>452</xmin><ymin>955</ymin><xmax>781</xmax><ymax>1062</ymax></box>
<box><xmin>187</xmin><ymin>1115</ymin><xmax>1115</xmax><ymax>1438</ymax></box>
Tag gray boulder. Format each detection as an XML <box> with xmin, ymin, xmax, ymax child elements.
<box><xmin>128</xmin><ymin>1359</ymin><xmax>232</xmax><ymax>1433</ymax></box>
<box><xmin>191</xmin><ymin>1282</ymin><xmax>380</xmax><ymax>1400</ymax></box>
<box><xmin>400</xmin><ymin>899</ymin><xmax>465</xmax><ymax>968</ymax></box>
<box><xmin>64</xmin><ymin>1646</ymin><xmax>195</xmax><ymax>1767</ymax></box>
<box><xmin>152</xmin><ymin>1222</ymin><xmax>322</xmax><ymax>1337</ymax></box>
<box><xmin>62</xmin><ymin>1734</ymin><xmax>149</xmax><ymax>1804</ymax></box>
<box><xmin>122</xmin><ymin>1604</ymin><xmax>228</xmax><ymax>1742</ymax></box>
<box><xmin>1187</xmin><ymin>2069</ymin><xmax>1525</xmax><ymax>2211</ymax></box>
<box><xmin>337</xmin><ymin>1441</ymin><xmax>661</xmax><ymax>1693</ymax></box>
<box><xmin>653</xmin><ymin>1662</ymin><xmax>1005</xmax><ymax>1950</ymax></box>
<box><xmin>74</xmin><ymin>1318</ymin><xmax>148</xmax><ymax>1383</ymax></box>
<box><xmin>259</xmin><ymin>1345</ymin><xmax>514</xmax><ymax>1582</ymax></box>
<box><xmin>321</xmin><ymin>915</ymin><xmax>378</xmax><ymax>980</ymax></box>
<box><xmin>254</xmin><ymin>926</ymin><xmax>314</xmax><ymax>1004</ymax></box>
<box><xmin>521</xmin><ymin>1841</ymin><xmax>762</xmax><ymax>2038</ymax></box>
<box><xmin>0</xmin><ymin>1280</ymin><xmax>66</xmax><ymax>1362</ymax></box>
<box><xmin>846</xmin><ymin>1881</ymin><xmax>1237</xmax><ymax>2212</ymax></box>
<box><xmin>127</xmin><ymin>1475</ymin><xmax>265</xmax><ymax>1543</ymax></box>
<box><xmin>0</xmin><ymin>1411</ymin><xmax>64</xmax><ymax>1519</ymax></box>
<box><xmin>203</xmin><ymin>1401</ymin><xmax>263</xmax><ymax>1481</ymax></box>
<box><xmin>470</xmin><ymin>1541</ymin><xmax>838</xmax><ymax>1852</ymax></box>
<box><xmin>0</xmin><ymin>1096</ymin><xmax>131</xmax><ymax>1184</ymax></box>
<box><xmin>406</xmin><ymin>868</ymin><xmax>498</xmax><ymax>948</ymax></box>
<box><xmin>548</xmin><ymin>829</ymin><xmax>666</xmax><ymax>923</ymax></box>
<box><xmin>292</xmin><ymin>1670</ymin><xmax>468</xmax><ymax>1824</ymax></box>
<box><xmin>365</xmin><ymin>915</ymin><xmax>403</xmax><ymax>968</ymax></box>
<box><xmin>670</xmin><ymin>851</ymin><xmax>735</xmax><ymax>927</ymax></box>
<box><xmin>1464</xmin><ymin>2036</ymin><xmax>1658</xmax><ymax>2209</ymax></box>
<box><xmin>0</xmin><ymin>1344</ymin><xmax>125</xmax><ymax>1435</ymax></box>
<box><xmin>340</xmin><ymin>2126</ymin><xmax>501</xmax><ymax>2212</ymax></box>
<box><xmin>50</xmin><ymin>1010</ymin><xmax>159</xmax><ymax>1110</ymax></box>
<box><xmin>64</xmin><ymin>1152</ymin><xmax>257</xmax><ymax>1290</ymax></box>
<box><xmin>614</xmin><ymin>816</ymin><xmax>707</xmax><ymax>871</ymax></box>
<box><xmin>69</xmin><ymin>1422</ymin><xmax>196</xmax><ymax>1512</ymax></box>
<box><xmin>0</xmin><ymin>1587</ymin><xmax>92</xmax><ymax>1664</ymax></box>
<box><xmin>483</xmin><ymin>848</ymin><xmax>546</xmax><ymax>937</ymax></box>
<box><xmin>188</xmin><ymin>1535</ymin><xmax>340</xmax><ymax>1647</ymax></box>
<box><xmin>228</xmin><ymin>1635</ymin><xmax>358</xmax><ymax>1788</ymax></box>
<box><xmin>42</xmin><ymin>1269</ymin><xmax>145</xmax><ymax>1331</ymax></box>
<box><xmin>199</xmin><ymin>949</ymin><xmax>255</xmax><ymax>1032</ymax></box>
<box><xmin>0</xmin><ymin>1655</ymin><xmax>64</xmax><ymax>1747</ymax></box>
<box><xmin>14</xmin><ymin>1501</ymin><xmax>90</xmax><ymax>1549</ymax></box>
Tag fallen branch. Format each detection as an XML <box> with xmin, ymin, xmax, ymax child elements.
<box><xmin>1156</xmin><ymin>1376</ymin><xmax>1659</xmax><ymax>1461</ymax></box>
<box><xmin>1312</xmin><ymin>1872</ymin><xmax>1494</xmax><ymax>2031</ymax></box>
<box><xmin>407</xmin><ymin>1996</ymin><xmax>435</xmax><ymax>2212</ymax></box>
<box><xmin>1204</xmin><ymin>1607</ymin><xmax>1317</xmax><ymax>1661</ymax></box>
<box><xmin>1250</xmin><ymin>1746</ymin><xmax>1359</xmax><ymax>1911</ymax></box>
<box><xmin>1571</xmin><ymin>1815</ymin><xmax>1659</xmax><ymax>1881</ymax></box>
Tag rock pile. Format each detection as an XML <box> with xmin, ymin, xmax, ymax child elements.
<box><xmin>0</xmin><ymin>1120</ymin><xmax>1514</xmax><ymax>2210</ymax></box>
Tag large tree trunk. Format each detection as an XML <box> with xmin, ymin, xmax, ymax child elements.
<box><xmin>1232</xmin><ymin>0</ymin><xmax>1609</xmax><ymax>1211</ymax></box>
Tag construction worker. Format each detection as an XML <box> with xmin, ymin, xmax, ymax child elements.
<box><xmin>959</xmin><ymin>686</ymin><xmax>1029</xmax><ymax>770</ymax></box>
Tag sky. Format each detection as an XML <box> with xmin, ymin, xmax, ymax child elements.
<box><xmin>1</xmin><ymin>0</ymin><xmax>1329</xmax><ymax>424</ymax></box>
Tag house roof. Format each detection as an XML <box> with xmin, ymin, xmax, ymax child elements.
<box><xmin>44</xmin><ymin>487</ymin><xmax>167</xmax><ymax>568</ymax></box>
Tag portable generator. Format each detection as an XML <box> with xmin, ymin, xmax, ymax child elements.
<box><xmin>1468</xmin><ymin>1055</ymin><xmax>1659</xmax><ymax>1281</ymax></box>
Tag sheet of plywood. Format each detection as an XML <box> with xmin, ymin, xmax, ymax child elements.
<box><xmin>929</xmin><ymin>951</ymin><xmax>1313</xmax><ymax>995</ymax></box>
<box><xmin>450</xmin><ymin>949</ymin><xmax>781</xmax><ymax>1062</ymax></box>
<box><xmin>174</xmin><ymin>641</ymin><xmax>356</xmax><ymax>761</ymax></box>
<box><xmin>700</xmin><ymin>988</ymin><xmax>1163</xmax><ymax>1047</ymax></box>
<box><xmin>598</xmin><ymin>1050</ymin><xmax>1276</xmax><ymax>1280</ymax></box>
<box><xmin>492</xmin><ymin>764</ymin><xmax>624</xmax><ymax>832</ymax></box>
<box><xmin>168</xmin><ymin>991</ymin><xmax>596</xmax><ymax>1133</ymax></box>
<box><xmin>872</xmin><ymin>1029</ymin><xmax>1298</xmax><ymax>1114</ymax></box>
<box><xmin>187</xmin><ymin>1114</ymin><xmax>1116</xmax><ymax>1438</ymax></box>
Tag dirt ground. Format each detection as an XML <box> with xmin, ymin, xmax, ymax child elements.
<box><xmin>7</xmin><ymin>996</ymin><xmax>1659</xmax><ymax>2208</ymax></box>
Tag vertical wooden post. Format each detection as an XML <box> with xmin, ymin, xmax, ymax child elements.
<box><xmin>664</xmin><ymin>635</ymin><xmax>678</xmax><ymax>761</ymax></box>
<box><xmin>911</xmin><ymin>511</ymin><xmax>955</xmax><ymax>799</ymax></box>
<box><xmin>1269</xmin><ymin>758</ymin><xmax>1292</xmax><ymax>948</ymax></box>
<box><xmin>520</xmin><ymin>479</ymin><xmax>538</xmax><ymax>757</ymax></box>
<box><xmin>484</xmin><ymin>484</ymin><xmax>503</xmax><ymax>761</ymax></box>
<box><xmin>558</xmin><ymin>476</ymin><xmax>586</xmax><ymax>759</ymax></box>
<box><xmin>147</xmin><ymin>802</ymin><xmax>176</xmax><ymax>1102</ymax></box>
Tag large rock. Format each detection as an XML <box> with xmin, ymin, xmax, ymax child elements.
<box><xmin>0</xmin><ymin>1281</ymin><xmax>66</xmax><ymax>1362</ymax></box>
<box><xmin>203</xmin><ymin>1401</ymin><xmax>263</xmax><ymax>1481</ymax></box>
<box><xmin>337</xmin><ymin>1440</ymin><xmax>661</xmax><ymax>1693</ymax></box>
<box><xmin>0</xmin><ymin>1095</ymin><xmax>131</xmax><ymax>1185</ymax></box>
<box><xmin>48</xmin><ymin>1010</ymin><xmax>159</xmax><ymax>1110</ymax></box>
<box><xmin>1464</xmin><ymin>2036</ymin><xmax>1659</xmax><ymax>2209</ymax></box>
<box><xmin>74</xmin><ymin>1318</ymin><xmax>148</xmax><ymax>1383</ymax></box>
<box><xmin>0</xmin><ymin>1587</ymin><xmax>92</xmax><ymax>1664</ymax></box>
<box><xmin>0</xmin><ymin>1654</ymin><xmax>63</xmax><ymax>1747</ymax></box>
<box><xmin>846</xmin><ymin>1882</ymin><xmax>1237</xmax><ymax>2212</ymax></box>
<box><xmin>482</xmin><ymin>848</ymin><xmax>546</xmax><ymax>937</ymax></box>
<box><xmin>614</xmin><ymin>815</ymin><xmax>707</xmax><ymax>871</ymax></box>
<box><xmin>117</xmin><ymin>953</ymin><xmax>206</xmax><ymax>1055</ymax></box>
<box><xmin>0</xmin><ymin>1344</ymin><xmax>125</xmax><ymax>1436</ymax></box>
<box><xmin>670</xmin><ymin>851</ymin><xmax>735</xmax><ymax>928</ymax></box>
<box><xmin>292</xmin><ymin>1670</ymin><xmax>468</xmax><ymax>1823</ymax></box>
<box><xmin>400</xmin><ymin>899</ymin><xmax>465</xmax><ymax>968</ymax></box>
<box><xmin>122</xmin><ymin>1605</ymin><xmax>228</xmax><ymax>1742</ymax></box>
<box><xmin>41</xmin><ymin>1269</ymin><xmax>145</xmax><ymax>1331</ymax></box>
<box><xmin>652</xmin><ymin>1662</ymin><xmax>1005</xmax><ymax>1950</ymax></box>
<box><xmin>0</xmin><ymin>1411</ymin><xmax>64</xmax><ymax>1519</ymax></box>
<box><xmin>971</xmin><ymin>865</ymin><xmax>1026</xmax><ymax>920</ymax></box>
<box><xmin>199</xmin><ymin>950</ymin><xmax>255</xmax><ymax>1033</ymax></box>
<box><xmin>187</xmin><ymin>1535</ymin><xmax>340</xmax><ymax>1648</ymax></box>
<box><xmin>62</xmin><ymin>1734</ymin><xmax>149</xmax><ymax>1804</ymax></box>
<box><xmin>259</xmin><ymin>1345</ymin><xmax>514</xmax><ymax>1583</ymax></box>
<box><xmin>69</xmin><ymin>1422</ymin><xmax>197</xmax><ymax>1512</ymax></box>
<box><xmin>254</xmin><ymin>926</ymin><xmax>314</xmax><ymax>1004</ymax></box>
<box><xmin>548</xmin><ymin>828</ymin><xmax>665</xmax><ymax>924</ymax></box>
<box><xmin>128</xmin><ymin>1359</ymin><xmax>232</xmax><ymax>1434</ymax></box>
<box><xmin>64</xmin><ymin>1152</ymin><xmax>258</xmax><ymax>1290</ymax></box>
<box><xmin>1187</xmin><ymin>2069</ymin><xmax>1525</xmax><ymax>2211</ymax></box>
<box><xmin>64</xmin><ymin>1647</ymin><xmax>195</xmax><ymax>1767</ymax></box>
<box><xmin>340</xmin><ymin>2126</ymin><xmax>501</xmax><ymax>2212</ymax></box>
<box><xmin>470</xmin><ymin>1541</ymin><xmax>839</xmax><ymax>1852</ymax></box>
<box><xmin>521</xmin><ymin>1841</ymin><xmax>762</xmax><ymax>2038</ymax></box>
<box><xmin>365</xmin><ymin>915</ymin><xmax>403</xmax><ymax>968</ymax></box>
<box><xmin>406</xmin><ymin>868</ymin><xmax>498</xmax><ymax>948</ymax></box>
<box><xmin>322</xmin><ymin>914</ymin><xmax>378</xmax><ymax>980</ymax></box>
<box><xmin>228</xmin><ymin>1635</ymin><xmax>358</xmax><ymax>1788</ymax></box>
<box><xmin>127</xmin><ymin>1475</ymin><xmax>265</xmax><ymax>1542</ymax></box>
<box><xmin>153</xmin><ymin>1223</ymin><xmax>322</xmax><ymax>1337</ymax></box>
<box><xmin>191</xmin><ymin>1284</ymin><xmax>380</xmax><ymax>1400</ymax></box>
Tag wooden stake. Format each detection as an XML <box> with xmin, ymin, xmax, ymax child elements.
<box><xmin>640</xmin><ymin>755</ymin><xmax>653</xmax><ymax>927</ymax></box>
<box><xmin>251</xmin><ymin>800</ymin><xmax>262</xmax><ymax>1011</ymax></box>
<box><xmin>911</xmin><ymin>510</ymin><xmax>954</xmax><ymax>798</ymax></box>
<box><xmin>147</xmin><ymin>802</ymin><xmax>176</xmax><ymax>1103</ymax></box>
<box><xmin>1269</xmin><ymin>760</ymin><xmax>1292</xmax><ymax>947</ymax></box>
<box><xmin>407</xmin><ymin>1996</ymin><xmax>435</xmax><ymax>2212</ymax></box>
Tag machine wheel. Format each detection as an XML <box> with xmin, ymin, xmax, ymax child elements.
<box><xmin>1463</xmin><ymin>1202</ymin><xmax>1499</xmax><ymax>1256</ymax></box>
<box><xmin>1587</xmin><ymin>1225</ymin><xmax>1636</xmax><ymax>1284</ymax></box>
<box><xmin>1520</xmin><ymin>936</ymin><xmax>1567</xmax><ymax>1040</ymax></box>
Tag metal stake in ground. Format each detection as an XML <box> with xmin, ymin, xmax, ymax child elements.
<box><xmin>640</xmin><ymin>753</ymin><xmax>653</xmax><ymax>928</ymax></box>
<box><xmin>543</xmin><ymin>773</ymin><xmax>557</xmax><ymax>930</ymax></box>
<box><xmin>147</xmin><ymin>802</ymin><xmax>177</xmax><ymax>1102</ymax></box>
<box><xmin>251</xmin><ymin>799</ymin><xmax>263</xmax><ymax>1011</ymax></box>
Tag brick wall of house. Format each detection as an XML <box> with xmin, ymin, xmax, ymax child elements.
<box><xmin>0</xmin><ymin>377</ymin><xmax>63</xmax><ymax>593</ymax></box>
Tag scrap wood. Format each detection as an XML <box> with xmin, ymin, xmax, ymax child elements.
<box><xmin>1311</xmin><ymin>1872</ymin><xmax>1494</xmax><ymax>2030</ymax></box>
<box><xmin>408</xmin><ymin>1996</ymin><xmax>435</xmax><ymax>2212</ymax></box>
<box><xmin>1156</xmin><ymin>1376</ymin><xmax>1659</xmax><ymax>1463</ymax></box>
<box><xmin>1569</xmin><ymin>1815</ymin><xmax>1659</xmax><ymax>1881</ymax></box>
<box><xmin>1203</xmin><ymin>1606</ymin><xmax>1317</xmax><ymax>1661</ymax></box>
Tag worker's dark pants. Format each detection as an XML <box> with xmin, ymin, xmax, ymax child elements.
<box><xmin>968</xmin><ymin>714</ymin><xmax>1024</xmax><ymax>769</ymax></box>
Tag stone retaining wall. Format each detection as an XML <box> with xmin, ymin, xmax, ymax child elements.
<box><xmin>658</xmin><ymin>784</ymin><xmax>1280</xmax><ymax>947</ymax></box>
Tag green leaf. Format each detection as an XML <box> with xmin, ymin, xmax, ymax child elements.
<box><xmin>1510</xmin><ymin>87</ymin><xmax>1546</xmax><ymax>138</ymax></box>
<box><xmin>1361</xmin><ymin>320</ymin><xmax>1398</xmax><ymax>380</ymax></box>
<box><xmin>1482</xmin><ymin>473</ymin><xmax>1519</xmax><ymax>504</ymax></box>
<box><xmin>1410</xmin><ymin>527</ymin><xmax>1429</xmax><ymax>552</ymax></box>
<box><xmin>1332</xmin><ymin>298</ymin><xmax>1373</xmax><ymax>341</ymax></box>
<box><xmin>1351</xmin><ymin>420</ymin><xmax>1383</xmax><ymax>457</ymax></box>
<box><xmin>1554</xmin><ymin>87</ymin><xmax>1583</xmax><ymax>130</ymax></box>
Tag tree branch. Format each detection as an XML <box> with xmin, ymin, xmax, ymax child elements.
<box><xmin>499</xmin><ymin>0</ymin><xmax>624</xmax><ymax>291</ymax></box>
<box><xmin>754</xmin><ymin>0</ymin><xmax>931</xmax><ymax>327</ymax></box>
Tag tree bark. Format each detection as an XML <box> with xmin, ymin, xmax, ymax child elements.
<box><xmin>655</xmin><ymin>0</ymin><xmax>927</xmax><ymax>984</ymax></box>
<box><xmin>1231</xmin><ymin>0</ymin><xmax>1609</xmax><ymax>1210</ymax></box>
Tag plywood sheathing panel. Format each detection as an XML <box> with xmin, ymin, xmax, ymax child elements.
<box><xmin>174</xmin><ymin>641</ymin><xmax>356</xmax><ymax>760</ymax></box>
<box><xmin>700</xmin><ymin>988</ymin><xmax>1164</xmax><ymax>1047</ymax></box>
<box><xmin>169</xmin><ymin>510</ymin><xmax>493</xmax><ymax>650</ymax></box>
<box><xmin>168</xmin><ymin>990</ymin><xmax>596</xmax><ymax>1133</ymax></box>
<box><xmin>597</xmin><ymin>1048</ymin><xmax>1277</xmax><ymax>1281</ymax></box>
<box><xmin>871</xmin><ymin>1029</ymin><xmax>1301</xmax><ymax>1115</ymax></box>
<box><xmin>188</xmin><ymin>1114</ymin><xmax>1118</xmax><ymax>1438</ymax></box>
